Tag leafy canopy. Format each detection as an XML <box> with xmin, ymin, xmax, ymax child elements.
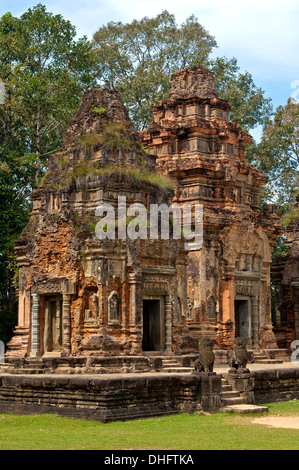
<box><xmin>247</xmin><ymin>98</ymin><xmax>299</xmax><ymax>217</ymax></box>
<box><xmin>93</xmin><ymin>11</ymin><xmax>272</xmax><ymax>132</ymax></box>
<box><xmin>0</xmin><ymin>4</ymin><xmax>96</xmax><ymax>342</ymax></box>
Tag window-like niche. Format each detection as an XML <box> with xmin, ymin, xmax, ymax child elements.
<box><xmin>177</xmin><ymin>297</ymin><xmax>182</xmax><ymax>323</ymax></box>
<box><xmin>207</xmin><ymin>296</ymin><xmax>217</xmax><ymax>320</ymax></box>
<box><xmin>108</xmin><ymin>291</ymin><xmax>120</xmax><ymax>325</ymax></box>
<box><xmin>186</xmin><ymin>297</ymin><xmax>193</xmax><ymax>320</ymax></box>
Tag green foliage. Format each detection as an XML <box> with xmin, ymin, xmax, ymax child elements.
<box><xmin>246</xmin><ymin>98</ymin><xmax>299</xmax><ymax>215</ymax></box>
<box><xmin>98</xmin><ymin>122</ymin><xmax>133</xmax><ymax>149</ymax></box>
<box><xmin>0</xmin><ymin>151</ymin><xmax>34</xmax><ymax>343</ymax></box>
<box><xmin>0</xmin><ymin>4</ymin><xmax>96</xmax><ymax>342</ymax></box>
<box><xmin>210</xmin><ymin>56</ymin><xmax>273</xmax><ymax>131</ymax></box>
<box><xmin>71</xmin><ymin>210</ymin><xmax>97</xmax><ymax>234</ymax></box>
<box><xmin>281</xmin><ymin>208</ymin><xmax>299</xmax><ymax>227</ymax></box>
<box><xmin>78</xmin><ymin>133</ymin><xmax>101</xmax><ymax>149</ymax></box>
<box><xmin>93</xmin><ymin>11</ymin><xmax>217</xmax><ymax>130</ymax></box>
<box><xmin>93</xmin><ymin>11</ymin><xmax>272</xmax><ymax>132</ymax></box>
<box><xmin>93</xmin><ymin>106</ymin><xmax>106</xmax><ymax>115</ymax></box>
<box><xmin>67</xmin><ymin>160</ymin><xmax>174</xmax><ymax>190</ymax></box>
<box><xmin>78</xmin><ymin>122</ymin><xmax>134</xmax><ymax>150</ymax></box>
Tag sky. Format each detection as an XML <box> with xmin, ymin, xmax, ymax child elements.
<box><xmin>1</xmin><ymin>0</ymin><xmax>299</xmax><ymax>140</ymax></box>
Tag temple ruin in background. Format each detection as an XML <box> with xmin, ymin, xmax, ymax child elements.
<box><xmin>272</xmin><ymin>195</ymin><xmax>299</xmax><ymax>348</ymax></box>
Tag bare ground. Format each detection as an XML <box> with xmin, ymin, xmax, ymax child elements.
<box><xmin>252</xmin><ymin>416</ymin><xmax>299</xmax><ymax>429</ymax></box>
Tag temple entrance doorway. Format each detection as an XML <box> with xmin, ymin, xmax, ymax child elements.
<box><xmin>43</xmin><ymin>295</ymin><xmax>63</xmax><ymax>354</ymax></box>
<box><xmin>234</xmin><ymin>299</ymin><xmax>250</xmax><ymax>339</ymax></box>
<box><xmin>142</xmin><ymin>299</ymin><xmax>162</xmax><ymax>352</ymax></box>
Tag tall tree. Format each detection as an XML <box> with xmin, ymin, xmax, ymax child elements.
<box><xmin>0</xmin><ymin>4</ymin><xmax>96</xmax><ymax>183</ymax></box>
<box><xmin>93</xmin><ymin>11</ymin><xmax>272</xmax><ymax>132</ymax></box>
<box><xmin>246</xmin><ymin>98</ymin><xmax>299</xmax><ymax>218</ymax></box>
<box><xmin>0</xmin><ymin>4</ymin><xmax>96</xmax><ymax>343</ymax></box>
<box><xmin>93</xmin><ymin>11</ymin><xmax>217</xmax><ymax>130</ymax></box>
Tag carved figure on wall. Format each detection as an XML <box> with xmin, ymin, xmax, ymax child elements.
<box><xmin>108</xmin><ymin>292</ymin><xmax>120</xmax><ymax>324</ymax></box>
<box><xmin>207</xmin><ymin>296</ymin><xmax>216</xmax><ymax>319</ymax></box>
<box><xmin>194</xmin><ymin>337</ymin><xmax>215</xmax><ymax>372</ymax></box>
<box><xmin>228</xmin><ymin>337</ymin><xmax>250</xmax><ymax>373</ymax></box>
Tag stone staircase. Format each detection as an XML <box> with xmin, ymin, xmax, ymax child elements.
<box><xmin>220</xmin><ymin>376</ymin><xmax>269</xmax><ymax>414</ymax></box>
<box><xmin>250</xmin><ymin>348</ymin><xmax>290</xmax><ymax>365</ymax></box>
<box><xmin>161</xmin><ymin>358</ymin><xmax>192</xmax><ymax>373</ymax></box>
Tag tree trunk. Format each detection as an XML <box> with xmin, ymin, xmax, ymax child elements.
<box><xmin>35</xmin><ymin>103</ymin><xmax>41</xmax><ymax>185</ymax></box>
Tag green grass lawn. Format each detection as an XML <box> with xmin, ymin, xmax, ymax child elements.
<box><xmin>0</xmin><ymin>401</ymin><xmax>298</xmax><ymax>450</ymax></box>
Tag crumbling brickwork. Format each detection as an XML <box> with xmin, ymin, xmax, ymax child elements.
<box><xmin>7</xmin><ymin>68</ymin><xmax>285</xmax><ymax>359</ymax></box>
<box><xmin>272</xmin><ymin>195</ymin><xmax>299</xmax><ymax>347</ymax></box>
<box><xmin>141</xmin><ymin>67</ymin><xmax>283</xmax><ymax>349</ymax></box>
<box><xmin>7</xmin><ymin>88</ymin><xmax>187</xmax><ymax>358</ymax></box>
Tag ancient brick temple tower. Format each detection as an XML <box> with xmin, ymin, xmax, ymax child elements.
<box><xmin>272</xmin><ymin>195</ymin><xmax>299</xmax><ymax>348</ymax></box>
<box><xmin>7</xmin><ymin>88</ymin><xmax>187</xmax><ymax>358</ymax></box>
<box><xmin>141</xmin><ymin>67</ymin><xmax>283</xmax><ymax>349</ymax></box>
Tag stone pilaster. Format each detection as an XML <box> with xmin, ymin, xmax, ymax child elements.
<box><xmin>62</xmin><ymin>294</ymin><xmax>71</xmax><ymax>355</ymax></box>
<box><xmin>164</xmin><ymin>295</ymin><xmax>173</xmax><ymax>354</ymax></box>
<box><xmin>252</xmin><ymin>296</ymin><xmax>259</xmax><ymax>348</ymax></box>
<box><xmin>128</xmin><ymin>272</ymin><xmax>142</xmax><ymax>354</ymax></box>
<box><xmin>30</xmin><ymin>293</ymin><xmax>41</xmax><ymax>357</ymax></box>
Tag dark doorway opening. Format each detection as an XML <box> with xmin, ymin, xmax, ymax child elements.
<box><xmin>234</xmin><ymin>299</ymin><xmax>249</xmax><ymax>338</ymax></box>
<box><xmin>44</xmin><ymin>295</ymin><xmax>63</xmax><ymax>353</ymax></box>
<box><xmin>142</xmin><ymin>299</ymin><xmax>161</xmax><ymax>351</ymax></box>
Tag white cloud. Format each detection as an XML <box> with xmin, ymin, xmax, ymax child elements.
<box><xmin>2</xmin><ymin>0</ymin><xmax>299</xmax><ymax>107</ymax></box>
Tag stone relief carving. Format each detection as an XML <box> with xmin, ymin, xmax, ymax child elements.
<box><xmin>207</xmin><ymin>295</ymin><xmax>217</xmax><ymax>319</ymax></box>
<box><xmin>228</xmin><ymin>337</ymin><xmax>250</xmax><ymax>373</ymax></box>
<box><xmin>186</xmin><ymin>296</ymin><xmax>194</xmax><ymax>320</ymax></box>
<box><xmin>32</xmin><ymin>278</ymin><xmax>76</xmax><ymax>295</ymax></box>
<box><xmin>235</xmin><ymin>280</ymin><xmax>255</xmax><ymax>297</ymax></box>
<box><xmin>108</xmin><ymin>291</ymin><xmax>120</xmax><ymax>324</ymax></box>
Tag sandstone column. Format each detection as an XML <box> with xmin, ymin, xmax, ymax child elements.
<box><xmin>252</xmin><ymin>296</ymin><xmax>259</xmax><ymax>348</ymax></box>
<box><xmin>30</xmin><ymin>293</ymin><xmax>41</xmax><ymax>357</ymax></box>
<box><xmin>54</xmin><ymin>300</ymin><xmax>62</xmax><ymax>349</ymax></box>
<box><xmin>221</xmin><ymin>277</ymin><xmax>235</xmax><ymax>347</ymax></box>
<box><xmin>43</xmin><ymin>300</ymin><xmax>50</xmax><ymax>353</ymax></box>
<box><xmin>128</xmin><ymin>272</ymin><xmax>141</xmax><ymax>353</ymax></box>
<box><xmin>164</xmin><ymin>295</ymin><xmax>173</xmax><ymax>354</ymax></box>
<box><xmin>62</xmin><ymin>294</ymin><xmax>71</xmax><ymax>354</ymax></box>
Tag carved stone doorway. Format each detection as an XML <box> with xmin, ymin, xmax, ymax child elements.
<box><xmin>43</xmin><ymin>295</ymin><xmax>63</xmax><ymax>354</ymax></box>
<box><xmin>234</xmin><ymin>299</ymin><xmax>249</xmax><ymax>339</ymax></box>
<box><xmin>142</xmin><ymin>299</ymin><xmax>162</xmax><ymax>352</ymax></box>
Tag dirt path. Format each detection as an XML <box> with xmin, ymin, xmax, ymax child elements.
<box><xmin>252</xmin><ymin>416</ymin><xmax>299</xmax><ymax>429</ymax></box>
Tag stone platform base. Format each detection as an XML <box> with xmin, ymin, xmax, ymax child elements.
<box><xmin>220</xmin><ymin>404</ymin><xmax>269</xmax><ymax>414</ymax></box>
<box><xmin>0</xmin><ymin>372</ymin><xmax>222</xmax><ymax>422</ymax></box>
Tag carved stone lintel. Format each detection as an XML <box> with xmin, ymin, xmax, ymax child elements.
<box><xmin>235</xmin><ymin>280</ymin><xmax>255</xmax><ymax>297</ymax></box>
<box><xmin>32</xmin><ymin>278</ymin><xmax>76</xmax><ymax>295</ymax></box>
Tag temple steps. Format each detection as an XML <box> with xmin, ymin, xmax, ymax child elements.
<box><xmin>220</xmin><ymin>377</ymin><xmax>269</xmax><ymax>414</ymax></box>
<box><xmin>249</xmin><ymin>348</ymin><xmax>290</xmax><ymax>364</ymax></box>
<box><xmin>220</xmin><ymin>404</ymin><xmax>269</xmax><ymax>414</ymax></box>
<box><xmin>161</xmin><ymin>358</ymin><xmax>192</xmax><ymax>373</ymax></box>
<box><xmin>252</xmin><ymin>351</ymin><xmax>283</xmax><ymax>364</ymax></box>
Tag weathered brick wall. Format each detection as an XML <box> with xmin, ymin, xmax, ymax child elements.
<box><xmin>252</xmin><ymin>368</ymin><xmax>299</xmax><ymax>403</ymax></box>
<box><xmin>0</xmin><ymin>372</ymin><xmax>222</xmax><ymax>422</ymax></box>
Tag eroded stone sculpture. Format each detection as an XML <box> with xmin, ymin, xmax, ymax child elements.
<box><xmin>228</xmin><ymin>337</ymin><xmax>250</xmax><ymax>373</ymax></box>
<box><xmin>194</xmin><ymin>337</ymin><xmax>215</xmax><ymax>373</ymax></box>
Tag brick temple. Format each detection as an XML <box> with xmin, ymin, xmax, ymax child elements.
<box><xmin>6</xmin><ymin>67</ymin><xmax>285</xmax><ymax>359</ymax></box>
<box><xmin>141</xmin><ymin>67</ymin><xmax>283</xmax><ymax>350</ymax></box>
<box><xmin>7</xmin><ymin>88</ymin><xmax>187</xmax><ymax>358</ymax></box>
<box><xmin>272</xmin><ymin>195</ymin><xmax>299</xmax><ymax>348</ymax></box>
